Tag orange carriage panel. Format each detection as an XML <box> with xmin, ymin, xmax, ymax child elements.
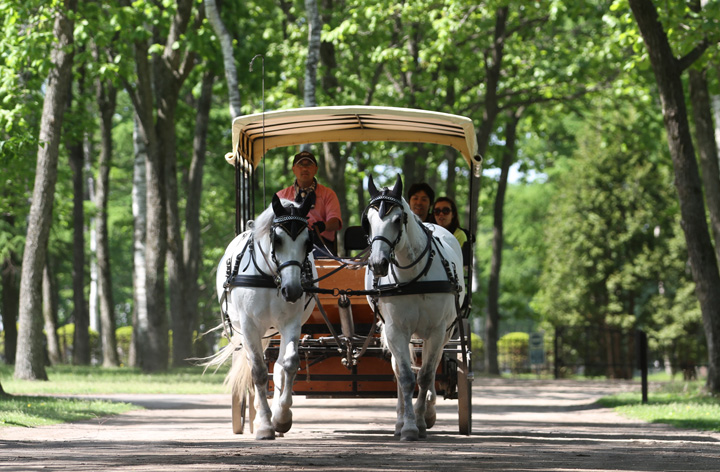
<box><xmin>310</xmin><ymin>259</ymin><xmax>375</xmax><ymax>325</ymax></box>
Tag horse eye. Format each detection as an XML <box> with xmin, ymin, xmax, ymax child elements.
<box><xmin>391</xmin><ymin>213</ymin><xmax>403</xmax><ymax>225</ymax></box>
<box><xmin>273</xmin><ymin>232</ymin><xmax>284</xmax><ymax>247</ymax></box>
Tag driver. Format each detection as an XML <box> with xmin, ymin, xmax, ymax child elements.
<box><xmin>276</xmin><ymin>150</ymin><xmax>343</xmax><ymax>255</ymax></box>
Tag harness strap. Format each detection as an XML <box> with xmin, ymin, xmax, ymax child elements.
<box><xmin>225</xmin><ymin>274</ymin><xmax>277</xmax><ymax>289</ymax></box>
<box><xmin>375</xmin><ymin>280</ymin><xmax>455</xmax><ymax>297</ymax></box>
<box><xmin>310</xmin><ymin>293</ymin><xmax>344</xmax><ymax>354</ymax></box>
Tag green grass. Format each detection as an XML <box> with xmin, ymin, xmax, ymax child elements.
<box><xmin>0</xmin><ymin>364</ymin><xmax>230</xmax><ymax>428</ymax></box>
<box><xmin>598</xmin><ymin>380</ymin><xmax>720</xmax><ymax>432</ymax></box>
<box><xmin>1</xmin><ymin>364</ymin><xmax>229</xmax><ymax>395</ymax></box>
<box><xmin>0</xmin><ymin>395</ymin><xmax>137</xmax><ymax>428</ymax></box>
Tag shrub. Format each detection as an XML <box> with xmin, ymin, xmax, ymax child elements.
<box><xmin>116</xmin><ymin>326</ymin><xmax>133</xmax><ymax>366</ymax></box>
<box><xmin>498</xmin><ymin>332</ymin><xmax>529</xmax><ymax>374</ymax></box>
<box><xmin>56</xmin><ymin>324</ymin><xmax>100</xmax><ymax>363</ymax></box>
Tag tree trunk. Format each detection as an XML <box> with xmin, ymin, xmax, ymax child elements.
<box><xmin>69</xmin><ymin>119</ymin><xmax>89</xmax><ymax>366</ymax></box>
<box><xmin>131</xmin><ymin>36</ymin><xmax>169</xmax><ymax>372</ymax></box>
<box><xmin>42</xmin><ymin>260</ymin><xmax>61</xmax><ymax>365</ymax></box>
<box><xmin>159</xmin><ymin>1</ymin><xmax>196</xmax><ymax>370</ymax></box>
<box><xmin>86</xmin><ymin>142</ymin><xmax>98</xmax><ymax>333</ymax></box>
<box><xmin>130</xmin><ymin>114</ymin><xmax>148</xmax><ymax>368</ymax></box>
<box><xmin>97</xmin><ymin>77</ymin><xmax>119</xmax><ymax>367</ymax></box>
<box><xmin>474</xmin><ymin>6</ymin><xmax>508</xmax><ymax>375</ymax></box>
<box><xmin>1</xmin><ymin>232</ymin><xmax>19</xmax><ymax>365</ymax></box>
<box><xmin>689</xmin><ymin>68</ymin><xmax>720</xmax><ymax>265</ymax></box>
<box><xmin>205</xmin><ymin>0</ymin><xmax>241</xmax><ymax>118</ymax></box>
<box><xmin>175</xmin><ymin>70</ymin><xmax>214</xmax><ymax>366</ymax></box>
<box><xmin>304</xmin><ymin>0</ymin><xmax>321</xmax><ymax>108</ymax></box>
<box><xmin>15</xmin><ymin>0</ymin><xmax>76</xmax><ymax>380</ymax></box>
<box><xmin>485</xmin><ymin>110</ymin><xmax>520</xmax><ymax>375</ymax></box>
<box><xmin>629</xmin><ymin>0</ymin><xmax>720</xmax><ymax>393</ymax></box>
<box><xmin>123</xmin><ymin>0</ymin><xmax>196</xmax><ymax>372</ymax></box>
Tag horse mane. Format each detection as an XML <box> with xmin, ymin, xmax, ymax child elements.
<box><xmin>252</xmin><ymin>198</ymin><xmax>298</xmax><ymax>241</ymax></box>
<box><xmin>399</xmin><ymin>197</ymin><xmax>428</xmax><ymax>257</ymax></box>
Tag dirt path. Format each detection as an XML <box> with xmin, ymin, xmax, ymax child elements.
<box><xmin>1</xmin><ymin>378</ymin><xmax>718</xmax><ymax>471</ymax></box>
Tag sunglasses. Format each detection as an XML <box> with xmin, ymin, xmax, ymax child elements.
<box><xmin>433</xmin><ymin>207</ymin><xmax>452</xmax><ymax>215</ymax></box>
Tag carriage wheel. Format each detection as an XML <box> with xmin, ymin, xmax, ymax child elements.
<box><xmin>457</xmin><ymin>358</ymin><xmax>472</xmax><ymax>435</ymax></box>
<box><xmin>231</xmin><ymin>389</ymin><xmax>246</xmax><ymax>434</ymax></box>
<box><xmin>457</xmin><ymin>319</ymin><xmax>472</xmax><ymax>435</ymax></box>
<box><xmin>232</xmin><ymin>388</ymin><xmax>256</xmax><ymax>434</ymax></box>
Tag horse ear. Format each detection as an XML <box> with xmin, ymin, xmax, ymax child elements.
<box><xmin>272</xmin><ymin>193</ymin><xmax>288</xmax><ymax>217</ymax></box>
<box><xmin>390</xmin><ymin>173</ymin><xmax>403</xmax><ymax>200</ymax></box>
<box><xmin>298</xmin><ymin>192</ymin><xmax>315</xmax><ymax>217</ymax></box>
<box><xmin>367</xmin><ymin>174</ymin><xmax>379</xmax><ymax>198</ymax></box>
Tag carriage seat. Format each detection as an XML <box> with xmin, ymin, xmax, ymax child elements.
<box><xmin>343</xmin><ymin>225</ymin><xmax>368</xmax><ymax>253</ymax></box>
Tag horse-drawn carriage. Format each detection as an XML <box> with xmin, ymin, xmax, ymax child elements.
<box><xmin>212</xmin><ymin>106</ymin><xmax>482</xmax><ymax>440</ymax></box>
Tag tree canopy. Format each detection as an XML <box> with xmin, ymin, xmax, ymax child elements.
<box><xmin>1</xmin><ymin>0</ymin><xmax>719</xmax><ymax>391</ymax></box>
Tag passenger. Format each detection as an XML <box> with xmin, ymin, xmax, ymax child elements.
<box><xmin>432</xmin><ymin>196</ymin><xmax>468</xmax><ymax>247</ymax></box>
<box><xmin>407</xmin><ymin>182</ymin><xmax>435</xmax><ymax>223</ymax></box>
<box><xmin>277</xmin><ymin>150</ymin><xmax>343</xmax><ymax>256</ymax></box>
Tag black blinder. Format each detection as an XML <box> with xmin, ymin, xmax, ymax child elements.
<box><xmin>273</xmin><ymin>215</ymin><xmax>309</xmax><ymax>241</ymax></box>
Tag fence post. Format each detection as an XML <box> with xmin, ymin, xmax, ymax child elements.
<box><xmin>636</xmin><ymin>329</ymin><xmax>648</xmax><ymax>404</ymax></box>
<box><xmin>554</xmin><ymin>327</ymin><xmax>560</xmax><ymax>379</ymax></box>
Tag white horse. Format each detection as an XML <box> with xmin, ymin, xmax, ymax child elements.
<box><xmin>207</xmin><ymin>193</ymin><xmax>317</xmax><ymax>440</ymax></box>
<box><xmin>363</xmin><ymin>174</ymin><xmax>466</xmax><ymax>441</ymax></box>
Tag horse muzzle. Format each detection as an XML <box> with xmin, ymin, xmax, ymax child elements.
<box><xmin>280</xmin><ymin>282</ymin><xmax>304</xmax><ymax>303</ymax></box>
<box><xmin>369</xmin><ymin>253</ymin><xmax>390</xmax><ymax>277</ymax></box>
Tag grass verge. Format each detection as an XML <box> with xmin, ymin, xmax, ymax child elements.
<box><xmin>1</xmin><ymin>364</ymin><xmax>228</xmax><ymax>395</ymax></box>
<box><xmin>0</xmin><ymin>395</ymin><xmax>137</xmax><ymax>428</ymax></box>
<box><xmin>598</xmin><ymin>380</ymin><xmax>720</xmax><ymax>432</ymax></box>
<box><xmin>0</xmin><ymin>364</ymin><xmax>229</xmax><ymax>428</ymax></box>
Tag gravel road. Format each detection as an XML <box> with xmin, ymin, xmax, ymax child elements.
<box><xmin>1</xmin><ymin>378</ymin><xmax>718</xmax><ymax>471</ymax></box>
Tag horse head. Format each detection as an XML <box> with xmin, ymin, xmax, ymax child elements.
<box><xmin>270</xmin><ymin>193</ymin><xmax>315</xmax><ymax>302</ymax></box>
<box><xmin>365</xmin><ymin>174</ymin><xmax>405</xmax><ymax>277</ymax></box>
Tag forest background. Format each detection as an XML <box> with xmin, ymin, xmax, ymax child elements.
<box><xmin>1</xmin><ymin>0</ymin><xmax>720</xmax><ymax>393</ymax></box>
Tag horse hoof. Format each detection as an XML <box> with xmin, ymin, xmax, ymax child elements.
<box><xmin>418</xmin><ymin>426</ymin><xmax>427</xmax><ymax>439</ymax></box>
<box><xmin>425</xmin><ymin>412</ymin><xmax>436</xmax><ymax>429</ymax></box>
<box><xmin>400</xmin><ymin>427</ymin><xmax>419</xmax><ymax>441</ymax></box>
<box><xmin>255</xmin><ymin>428</ymin><xmax>276</xmax><ymax>440</ymax></box>
<box><xmin>273</xmin><ymin>420</ymin><xmax>292</xmax><ymax>434</ymax></box>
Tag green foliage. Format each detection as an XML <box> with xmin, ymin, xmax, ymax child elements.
<box><xmin>532</xmin><ymin>99</ymin><xmax>693</xmax><ymax>332</ymax></box>
<box><xmin>498</xmin><ymin>332</ymin><xmax>529</xmax><ymax>374</ymax></box>
<box><xmin>116</xmin><ymin>326</ymin><xmax>133</xmax><ymax>366</ymax></box>
<box><xmin>56</xmin><ymin>324</ymin><xmax>100</xmax><ymax>362</ymax></box>
<box><xmin>0</xmin><ymin>0</ymin><xmax>712</xmax><ymax>381</ymax></box>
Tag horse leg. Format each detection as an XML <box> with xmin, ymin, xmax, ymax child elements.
<box><xmin>271</xmin><ymin>324</ymin><xmax>301</xmax><ymax>434</ymax></box>
<box><xmin>393</xmin><ymin>357</ymin><xmax>405</xmax><ymax>436</ymax></box>
<box><xmin>387</xmin><ymin>336</ymin><xmax>418</xmax><ymax>441</ymax></box>
<box><xmin>243</xmin><ymin>332</ymin><xmax>275</xmax><ymax>440</ymax></box>
<box><xmin>414</xmin><ymin>331</ymin><xmax>448</xmax><ymax>438</ymax></box>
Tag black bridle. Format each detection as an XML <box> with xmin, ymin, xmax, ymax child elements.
<box><xmin>269</xmin><ymin>214</ymin><xmax>313</xmax><ymax>276</ymax></box>
<box><xmin>362</xmin><ymin>193</ymin><xmax>407</xmax><ymax>257</ymax></box>
<box><xmin>224</xmin><ymin>211</ymin><xmax>313</xmax><ymax>292</ymax></box>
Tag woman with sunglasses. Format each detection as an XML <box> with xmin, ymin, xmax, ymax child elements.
<box><xmin>432</xmin><ymin>196</ymin><xmax>468</xmax><ymax>247</ymax></box>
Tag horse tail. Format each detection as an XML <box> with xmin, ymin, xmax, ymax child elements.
<box><xmin>196</xmin><ymin>329</ymin><xmax>239</xmax><ymax>374</ymax></box>
<box><xmin>226</xmin><ymin>337</ymin><xmax>271</xmax><ymax>399</ymax></box>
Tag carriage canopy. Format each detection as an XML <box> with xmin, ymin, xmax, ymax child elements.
<box><xmin>227</xmin><ymin>106</ymin><xmax>482</xmax><ymax>171</ymax></box>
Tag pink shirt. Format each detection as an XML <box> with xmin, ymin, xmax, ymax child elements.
<box><xmin>277</xmin><ymin>182</ymin><xmax>343</xmax><ymax>241</ymax></box>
